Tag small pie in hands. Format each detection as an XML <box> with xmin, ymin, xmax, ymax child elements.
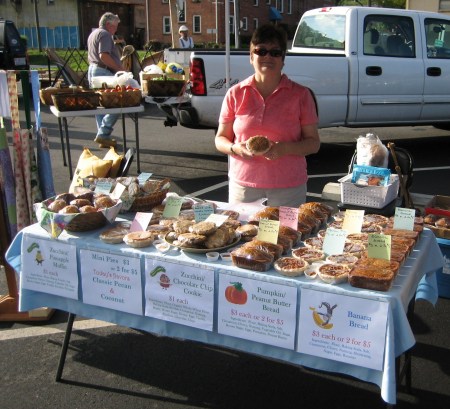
<box><xmin>246</xmin><ymin>135</ymin><xmax>271</xmax><ymax>155</ymax></box>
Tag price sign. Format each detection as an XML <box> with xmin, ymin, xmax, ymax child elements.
<box><xmin>137</xmin><ymin>172</ymin><xmax>153</xmax><ymax>184</ymax></box>
<box><xmin>368</xmin><ymin>233</ymin><xmax>391</xmax><ymax>260</ymax></box>
<box><xmin>342</xmin><ymin>209</ymin><xmax>364</xmax><ymax>234</ymax></box>
<box><xmin>205</xmin><ymin>213</ymin><xmax>229</xmax><ymax>227</ymax></box>
<box><xmin>130</xmin><ymin>212</ymin><xmax>153</xmax><ymax>232</ymax></box>
<box><xmin>193</xmin><ymin>202</ymin><xmax>215</xmax><ymax>222</ymax></box>
<box><xmin>279</xmin><ymin>206</ymin><xmax>299</xmax><ymax>230</ymax></box>
<box><xmin>322</xmin><ymin>228</ymin><xmax>347</xmax><ymax>256</ymax></box>
<box><xmin>393</xmin><ymin>207</ymin><xmax>415</xmax><ymax>231</ymax></box>
<box><xmin>110</xmin><ymin>182</ymin><xmax>126</xmax><ymax>200</ymax></box>
<box><xmin>95</xmin><ymin>180</ymin><xmax>113</xmax><ymax>194</ymax></box>
<box><xmin>257</xmin><ymin>219</ymin><xmax>280</xmax><ymax>244</ymax></box>
<box><xmin>162</xmin><ymin>196</ymin><xmax>183</xmax><ymax>218</ymax></box>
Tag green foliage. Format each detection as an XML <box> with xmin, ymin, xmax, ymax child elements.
<box><xmin>334</xmin><ymin>0</ymin><xmax>405</xmax><ymax>7</ymax></box>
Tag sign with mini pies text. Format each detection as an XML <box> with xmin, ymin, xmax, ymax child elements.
<box><xmin>80</xmin><ymin>249</ymin><xmax>142</xmax><ymax>315</ymax></box>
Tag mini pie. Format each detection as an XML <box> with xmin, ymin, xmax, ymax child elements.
<box><xmin>100</xmin><ymin>223</ymin><xmax>130</xmax><ymax>244</ymax></box>
<box><xmin>246</xmin><ymin>135</ymin><xmax>271</xmax><ymax>155</ymax></box>
<box><xmin>318</xmin><ymin>263</ymin><xmax>350</xmax><ymax>284</ymax></box>
<box><xmin>303</xmin><ymin>236</ymin><xmax>324</xmax><ymax>249</ymax></box>
<box><xmin>274</xmin><ymin>257</ymin><xmax>308</xmax><ymax>277</ymax></box>
<box><xmin>291</xmin><ymin>247</ymin><xmax>325</xmax><ymax>263</ymax></box>
<box><xmin>325</xmin><ymin>253</ymin><xmax>359</xmax><ymax>267</ymax></box>
<box><xmin>123</xmin><ymin>231</ymin><xmax>155</xmax><ymax>248</ymax></box>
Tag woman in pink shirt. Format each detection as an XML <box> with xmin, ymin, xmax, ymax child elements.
<box><xmin>215</xmin><ymin>24</ymin><xmax>320</xmax><ymax>207</ymax></box>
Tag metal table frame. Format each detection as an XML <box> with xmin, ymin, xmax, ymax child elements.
<box><xmin>50</xmin><ymin>105</ymin><xmax>144</xmax><ymax>179</ymax></box>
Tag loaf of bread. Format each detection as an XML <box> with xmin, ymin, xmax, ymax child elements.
<box><xmin>231</xmin><ymin>247</ymin><xmax>274</xmax><ymax>272</ymax></box>
<box><xmin>349</xmin><ymin>258</ymin><xmax>400</xmax><ymax>292</ymax></box>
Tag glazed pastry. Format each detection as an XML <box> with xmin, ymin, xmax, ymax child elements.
<box><xmin>230</xmin><ymin>246</ymin><xmax>274</xmax><ymax>272</ymax></box>
<box><xmin>79</xmin><ymin>205</ymin><xmax>97</xmax><ymax>213</ymax></box>
<box><xmin>244</xmin><ymin>239</ymin><xmax>283</xmax><ymax>260</ymax></box>
<box><xmin>59</xmin><ymin>205</ymin><xmax>79</xmax><ymax>214</ymax></box>
<box><xmin>48</xmin><ymin>199</ymin><xmax>68</xmax><ymax>213</ymax></box>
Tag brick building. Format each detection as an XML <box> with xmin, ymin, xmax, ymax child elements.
<box><xmin>0</xmin><ymin>0</ymin><xmax>332</xmax><ymax>50</ymax></box>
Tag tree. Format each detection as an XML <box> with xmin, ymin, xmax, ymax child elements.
<box><xmin>333</xmin><ymin>0</ymin><xmax>406</xmax><ymax>8</ymax></box>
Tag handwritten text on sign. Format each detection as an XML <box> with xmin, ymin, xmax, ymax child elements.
<box><xmin>298</xmin><ymin>288</ymin><xmax>388</xmax><ymax>370</ymax></box>
<box><xmin>217</xmin><ymin>274</ymin><xmax>297</xmax><ymax>349</ymax></box>
<box><xmin>21</xmin><ymin>235</ymin><xmax>78</xmax><ymax>299</ymax></box>
<box><xmin>144</xmin><ymin>258</ymin><xmax>214</xmax><ymax>331</ymax></box>
<box><xmin>80</xmin><ymin>249</ymin><xmax>142</xmax><ymax>315</ymax></box>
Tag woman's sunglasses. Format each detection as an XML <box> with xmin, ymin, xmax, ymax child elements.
<box><xmin>253</xmin><ymin>48</ymin><xmax>283</xmax><ymax>58</ymax></box>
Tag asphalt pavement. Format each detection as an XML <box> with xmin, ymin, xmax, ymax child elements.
<box><xmin>1</xmin><ymin>101</ymin><xmax>450</xmax><ymax>409</ymax></box>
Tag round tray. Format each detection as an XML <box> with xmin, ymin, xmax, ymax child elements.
<box><xmin>164</xmin><ymin>234</ymin><xmax>241</xmax><ymax>254</ymax></box>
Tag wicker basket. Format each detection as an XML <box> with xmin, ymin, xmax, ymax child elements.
<box><xmin>51</xmin><ymin>91</ymin><xmax>100</xmax><ymax>111</ymax></box>
<box><xmin>141</xmin><ymin>73</ymin><xmax>186</xmax><ymax>97</ymax></box>
<box><xmin>128</xmin><ymin>178</ymin><xmax>171</xmax><ymax>212</ymax></box>
<box><xmin>97</xmin><ymin>88</ymin><xmax>142</xmax><ymax>108</ymax></box>
<box><xmin>40</xmin><ymin>86</ymin><xmax>84</xmax><ymax>106</ymax></box>
<box><xmin>65</xmin><ymin>210</ymin><xmax>108</xmax><ymax>232</ymax></box>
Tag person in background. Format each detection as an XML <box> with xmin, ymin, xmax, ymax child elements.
<box><xmin>215</xmin><ymin>24</ymin><xmax>320</xmax><ymax>207</ymax></box>
<box><xmin>87</xmin><ymin>12</ymin><xmax>125</xmax><ymax>148</ymax></box>
<box><xmin>178</xmin><ymin>25</ymin><xmax>194</xmax><ymax>48</ymax></box>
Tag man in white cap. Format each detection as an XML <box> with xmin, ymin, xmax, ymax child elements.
<box><xmin>179</xmin><ymin>25</ymin><xmax>194</xmax><ymax>48</ymax></box>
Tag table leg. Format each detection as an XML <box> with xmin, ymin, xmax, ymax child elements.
<box><xmin>134</xmin><ymin>113</ymin><xmax>140</xmax><ymax>174</ymax></box>
<box><xmin>57</xmin><ymin>117</ymin><xmax>67</xmax><ymax>167</ymax></box>
<box><xmin>55</xmin><ymin>312</ymin><xmax>76</xmax><ymax>382</ymax></box>
<box><xmin>122</xmin><ymin>113</ymin><xmax>127</xmax><ymax>154</ymax></box>
<box><xmin>63</xmin><ymin>118</ymin><xmax>73</xmax><ymax>180</ymax></box>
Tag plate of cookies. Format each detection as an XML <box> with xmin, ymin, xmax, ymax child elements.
<box><xmin>163</xmin><ymin>220</ymin><xmax>241</xmax><ymax>254</ymax></box>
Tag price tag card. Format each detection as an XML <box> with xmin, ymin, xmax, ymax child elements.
<box><xmin>205</xmin><ymin>213</ymin><xmax>229</xmax><ymax>227</ymax></box>
<box><xmin>162</xmin><ymin>196</ymin><xmax>183</xmax><ymax>218</ymax></box>
<box><xmin>110</xmin><ymin>182</ymin><xmax>126</xmax><ymax>200</ymax></box>
<box><xmin>130</xmin><ymin>212</ymin><xmax>153</xmax><ymax>232</ymax></box>
<box><xmin>137</xmin><ymin>172</ymin><xmax>153</xmax><ymax>184</ymax></box>
<box><xmin>279</xmin><ymin>206</ymin><xmax>299</xmax><ymax>230</ymax></box>
<box><xmin>322</xmin><ymin>228</ymin><xmax>348</xmax><ymax>256</ymax></box>
<box><xmin>95</xmin><ymin>180</ymin><xmax>113</xmax><ymax>194</ymax></box>
<box><xmin>368</xmin><ymin>233</ymin><xmax>391</xmax><ymax>260</ymax></box>
<box><xmin>393</xmin><ymin>207</ymin><xmax>415</xmax><ymax>231</ymax></box>
<box><xmin>193</xmin><ymin>202</ymin><xmax>215</xmax><ymax>222</ymax></box>
<box><xmin>256</xmin><ymin>219</ymin><xmax>280</xmax><ymax>244</ymax></box>
<box><xmin>342</xmin><ymin>209</ymin><xmax>365</xmax><ymax>234</ymax></box>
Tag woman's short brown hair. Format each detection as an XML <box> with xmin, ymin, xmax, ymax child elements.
<box><xmin>250</xmin><ymin>24</ymin><xmax>288</xmax><ymax>53</ymax></box>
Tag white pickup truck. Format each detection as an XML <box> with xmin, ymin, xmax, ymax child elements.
<box><xmin>159</xmin><ymin>6</ymin><xmax>450</xmax><ymax>131</ymax></box>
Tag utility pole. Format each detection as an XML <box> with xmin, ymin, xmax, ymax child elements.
<box><xmin>33</xmin><ymin>0</ymin><xmax>42</xmax><ymax>52</ymax></box>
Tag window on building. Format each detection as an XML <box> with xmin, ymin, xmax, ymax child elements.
<box><xmin>163</xmin><ymin>16</ymin><xmax>171</xmax><ymax>34</ymax></box>
<box><xmin>230</xmin><ymin>16</ymin><xmax>235</xmax><ymax>34</ymax></box>
<box><xmin>440</xmin><ymin>1</ymin><xmax>450</xmax><ymax>11</ymax></box>
<box><xmin>287</xmin><ymin>0</ymin><xmax>292</xmax><ymax>14</ymax></box>
<box><xmin>242</xmin><ymin>17</ymin><xmax>248</xmax><ymax>32</ymax></box>
<box><xmin>253</xmin><ymin>0</ymin><xmax>259</xmax><ymax>6</ymax></box>
<box><xmin>425</xmin><ymin>18</ymin><xmax>450</xmax><ymax>58</ymax></box>
<box><xmin>253</xmin><ymin>18</ymin><xmax>259</xmax><ymax>31</ymax></box>
<box><xmin>162</xmin><ymin>0</ymin><xmax>169</xmax><ymax>3</ymax></box>
<box><xmin>277</xmin><ymin>0</ymin><xmax>284</xmax><ymax>13</ymax></box>
<box><xmin>266</xmin><ymin>1</ymin><xmax>271</xmax><ymax>5</ymax></box>
<box><xmin>178</xmin><ymin>0</ymin><xmax>186</xmax><ymax>22</ymax></box>
<box><xmin>193</xmin><ymin>15</ymin><xmax>201</xmax><ymax>34</ymax></box>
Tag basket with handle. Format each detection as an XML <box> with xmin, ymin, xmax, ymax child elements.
<box><xmin>129</xmin><ymin>178</ymin><xmax>171</xmax><ymax>212</ymax></box>
<box><xmin>40</xmin><ymin>85</ymin><xmax>84</xmax><ymax>106</ymax></box>
<box><xmin>97</xmin><ymin>86</ymin><xmax>142</xmax><ymax>108</ymax></box>
<box><xmin>51</xmin><ymin>91</ymin><xmax>100</xmax><ymax>111</ymax></box>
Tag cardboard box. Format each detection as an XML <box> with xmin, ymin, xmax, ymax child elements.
<box><xmin>436</xmin><ymin>238</ymin><xmax>450</xmax><ymax>298</ymax></box>
<box><xmin>339</xmin><ymin>174</ymin><xmax>399</xmax><ymax>209</ymax></box>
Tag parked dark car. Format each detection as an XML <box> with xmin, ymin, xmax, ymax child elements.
<box><xmin>0</xmin><ymin>18</ymin><xmax>29</xmax><ymax>70</ymax></box>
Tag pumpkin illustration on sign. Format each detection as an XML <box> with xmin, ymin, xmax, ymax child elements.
<box><xmin>225</xmin><ymin>282</ymin><xmax>247</xmax><ymax>305</ymax></box>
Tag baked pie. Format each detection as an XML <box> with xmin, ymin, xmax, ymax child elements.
<box><xmin>274</xmin><ymin>257</ymin><xmax>308</xmax><ymax>277</ymax></box>
<box><xmin>318</xmin><ymin>263</ymin><xmax>350</xmax><ymax>284</ymax></box>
